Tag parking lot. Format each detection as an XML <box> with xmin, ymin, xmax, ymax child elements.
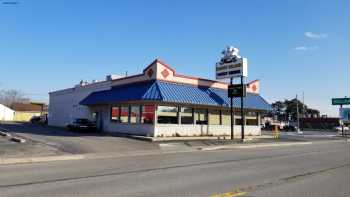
<box><xmin>0</xmin><ymin>122</ymin><xmax>159</xmax><ymax>156</ymax></box>
<box><xmin>0</xmin><ymin>134</ymin><xmax>61</xmax><ymax>158</ymax></box>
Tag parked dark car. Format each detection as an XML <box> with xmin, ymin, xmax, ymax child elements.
<box><xmin>66</xmin><ymin>119</ymin><xmax>96</xmax><ymax>132</ymax></box>
<box><xmin>30</xmin><ymin>115</ymin><xmax>48</xmax><ymax>124</ymax></box>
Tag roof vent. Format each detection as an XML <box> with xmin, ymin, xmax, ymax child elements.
<box><xmin>106</xmin><ymin>74</ymin><xmax>123</xmax><ymax>81</ymax></box>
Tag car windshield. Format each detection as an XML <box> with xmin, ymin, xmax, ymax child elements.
<box><xmin>76</xmin><ymin>119</ymin><xmax>91</xmax><ymax>124</ymax></box>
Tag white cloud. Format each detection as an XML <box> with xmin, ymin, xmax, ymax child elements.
<box><xmin>304</xmin><ymin>32</ymin><xmax>328</xmax><ymax>39</ymax></box>
<box><xmin>294</xmin><ymin>46</ymin><xmax>319</xmax><ymax>51</ymax></box>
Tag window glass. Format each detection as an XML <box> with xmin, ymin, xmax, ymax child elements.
<box><xmin>92</xmin><ymin>112</ymin><xmax>98</xmax><ymax>122</ymax></box>
<box><xmin>111</xmin><ymin>107</ymin><xmax>120</xmax><ymax>122</ymax></box>
<box><xmin>246</xmin><ymin>119</ymin><xmax>258</xmax><ymax>126</ymax></box>
<box><xmin>157</xmin><ymin>106</ymin><xmax>178</xmax><ymax>124</ymax></box>
<box><xmin>222</xmin><ymin>110</ymin><xmax>231</xmax><ymax>125</ymax></box>
<box><xmin>246</xmin><ymin>111</ymin><xmax>257</xmax><ymax>117</ymax></box>
<box><xmin>195</xmin><ymin>109</ymin><xmax>208</xmax><ymax>125</ymax></box>
<box><xmin>180</xmin><ymin>107</ymin><xmax>193</xmax><ymax>124</ymax></box>
<box><xmin>120</xmin><ymin>106</ymin><xmax>129</xmax><ymax>123</ymax></box>
<box><xmin>209</xmin><ymin>109</ymin><xmax>221</xmax><ymax>125</ymax></box>
<box><xmin>130</xmin><ymin>106</ymin><xmax>140</xmax><ymax>124</ymax></box>
<box><xmin>235</xmin><ymin>118</ymin><xmax>242</xmax><ymax>125</ymax></box>
<box><xmin>141</xmin><ymin>105</ymin><xmax>155</xmax><ymax>124</ymax></box>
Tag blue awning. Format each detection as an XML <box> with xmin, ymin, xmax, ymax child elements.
<box><xmin>80</xmin><ymin>80</ymin><xmax>272</xmax><ymax>111</ymax></box>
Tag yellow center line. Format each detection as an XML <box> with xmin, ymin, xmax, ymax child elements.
<box><xmin>210</xmin><ymin>191</ymin><xmax>247</xmax><ymax>197</ymax></box>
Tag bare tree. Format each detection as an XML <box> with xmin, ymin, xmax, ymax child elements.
<box><xmin>0</xmin><ymin>89</ymin><xmax>30</xmax><ymax>107</ymax></box>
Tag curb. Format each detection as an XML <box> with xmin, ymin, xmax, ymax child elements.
<box><xmin>0</xmin><ymin>154</ymin><xmax>85</xmax><ymax>165</ymax></box>
<box><xmin>200</xmin><ymin>142</ymin><xmax>314</xmax><ymax>151</ymax></box>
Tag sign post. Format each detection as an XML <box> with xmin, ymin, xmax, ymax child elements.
<box><xmin>332</xmin><ymin>97</ymin><xmax>350</xmax><ymax>137</ymax></box>
<box><xmin>216</xmin><ymin>46</ymin><xmax>248</xmax><ymax>141</ymax></box>
<box><xmin>230</xmin><ymin>78</ymin><xmax>234</xmax><ymax>140</ymax></box>
<box><xmin>240</xmin><ymin>76</ymin><xmax>245</xmax><ymax>140</ymax></box>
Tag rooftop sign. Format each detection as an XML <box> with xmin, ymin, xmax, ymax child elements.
<box><xmin>216</xmin><ymin>47</ymin><xmax>248</xmax><ymax>79</ymax></box>
<box><xmin>332</xmin><ymin>98</ymin><xmax>350</xmax><ymax>105</ymax></box>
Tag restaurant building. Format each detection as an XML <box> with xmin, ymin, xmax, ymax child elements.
<box><xmin>48</xmin><ymin>59</ymin><xmax>271</xmax><ymax>137</ymax></box>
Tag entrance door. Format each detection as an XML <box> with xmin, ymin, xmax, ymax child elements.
<box><xmin>94</xmin><ymin>111</ymin><xmax>104</xmax><ymax>132</ymax></box>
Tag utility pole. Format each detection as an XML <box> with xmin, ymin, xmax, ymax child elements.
<box><xmin>301</xmin><ymin>92</ymin><xmax>304</xmax><ymax>130</ymax></box>
<box><xmin>341</xmin><ymin>104</ymin><xmax>344</xmax><ymax>137</ymax></box>
<box><xmin>296</xmin><ymin>94</ymin><xmax>301</xmax><ymax>134</ymax></box>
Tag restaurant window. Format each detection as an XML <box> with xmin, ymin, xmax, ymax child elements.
<box><xmin>180</xmin><ymin>107</ymin><xmax>193</xmax><ymax>124</ymax></box>
<box><xmin>209</xmin><ymin>109</ymin><xmax>221</xmax><ymax>125</ymax></box>
<box><xmin>246</xmin><ymin>111</ymin><xmax>258</xmax><ymax>126</ymax></box>
<box><xmin>235</xmin><ymin>118</ymin><xmax>243</xmax><ymax>125</ymax></box>
<box><xmin>120</xmin><ymin>106</ymin><xmax>129</xmax><ymax>123</ymax></box>
<box><xmin>92</xmin><ymin>112</ymin><xmax>98</xmax><ymax>123</ymax></box>
<box><xmin>246</xmin><ymin>111</ymin><xmax>257</xmax><ymax>117</ymax></box>
<box><xmin>111</xmin><ymin>107</ymin><xmax>120</xmax><ymax>122</ymax></box>
<box><xmin>246</xmin><ymin>119</ymin><xmax>258</xmax><ymax>126</ymax></box>
<box><xmin>221</xmin><ymin>110</ymin><xmax>231</xmax><ymax>125</ymax></box>
<box><xmin>130</xmin><ymin>105</ymin><xmax>141</xmax><ymax>124</ymax></box>
<box><xmin>157</xmin><ymin>106</ymin><xmax>178</xmax><ymax>124</ymax></box>
<box><xmin>195</xmin><ymin>109</ymin><xmax>208</xmax><ymax>125</ymax></box>
<box><xmin>141</xmin><ymin>105</ymin><xmax>155</xmax><ymax>124</ymax></box>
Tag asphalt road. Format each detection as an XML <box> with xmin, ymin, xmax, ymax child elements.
<box><xmin>1</xmin><ymin>140</ymin><xmax>350</xmax><ymax>197</ymax></box>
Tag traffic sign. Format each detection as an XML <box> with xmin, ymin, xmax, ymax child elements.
<box><xmin>332</xmin><ymin>98</ymin><xmax>350</xmax><ymax>105</ymax></box>
<box><xmin>339</xmin><ymin>108</ymin><xmax>350</xmax><ymax>122</ymax></box>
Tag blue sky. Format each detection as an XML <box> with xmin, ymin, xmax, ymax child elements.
<box><xmin>0</xmin><ymin>0</ymin><xmax>349</xmax><ymax>116</ymax></box>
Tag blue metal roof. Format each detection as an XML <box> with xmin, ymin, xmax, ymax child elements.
<box><xmin>80</xmin><ymin>80</ymin><xmax>271</xmax><ymax>111</ymax></box>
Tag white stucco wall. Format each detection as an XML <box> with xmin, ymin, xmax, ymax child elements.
<box><xmin>155</xmin><ymin>124</ymin><xmax>261</xmax><ymax>137</ymax></box>
<box><xmin>48</xmin><ymin>81</ymin><xmax>111</xmax><ymax>127</ymax></box>
<box><xmin>0</xmin><ymin>104</ymin><xmax>15</xmax><ymax>121</ymax></box>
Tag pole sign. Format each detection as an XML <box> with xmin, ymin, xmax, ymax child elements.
<box><xmin>228</xmin><ymin>84</ymin><xmax>246</xmax><ymax>98</ymax></box>
<box><xmin>216</xmin><ymin>47</ymin><xmax>248</xmax><ymax>80</ymax></box>
<box><xmin>332</xmin><ymin>98</ymin><xmax>350</xmax><ymax>105</ymax></box>
<box><xmin>340</xmin><ymin>108</ymin><xmax>350</xmax><ymax>122</ymax></box>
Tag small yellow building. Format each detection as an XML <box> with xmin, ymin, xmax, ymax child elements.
<box><xmin>11</xmin><ymin>103</ymin><xmax>45</xmax><ymax>122</ymax></box>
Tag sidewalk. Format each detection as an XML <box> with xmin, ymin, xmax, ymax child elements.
<box><xmin>129</xmin><ymin>134</ymin><xmax>274</xmax><ymax>142</ymax></box>
<box><xmin>1</xmin><ymin>126</ymin><xmax>348</xmax><ymax>165</ymax></box>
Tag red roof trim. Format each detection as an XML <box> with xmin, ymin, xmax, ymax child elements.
<box><xmin>143</xmin><ymin>59</ymin><xmax>263</xmax><ymax>88</ymax></box>
<box><xmin>145</xmin><ymin>59</ymin><xmax>229</xmax><ymax>85</ymax></box>
<box><xmin>247</xmin><ymin>79</ymin><xmax>260</xmax><ymax>84</ymax></box>
<box><xmin>142</xmin><ymin>58</ymin><xmax>176</xmax><ymax>74</ymax></box>
<box><xmin>246</xmin><ymin>79</ymin><xmax>260</xmax><ymax>88</ymax></box>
